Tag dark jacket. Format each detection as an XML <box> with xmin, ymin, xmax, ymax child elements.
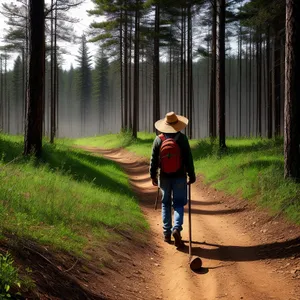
<box><xmin>149</xmin><ymin>132</ymin><xmax>195</xmax><ymax>180</ymax></box>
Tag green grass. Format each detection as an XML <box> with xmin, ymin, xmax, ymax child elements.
<box><xmin>76</xmin><ymin>133</ymin><xmax>300</xmax><ymax>224</ymax></box>
<box><xmin>192</xmin><ymin>138</ymin><xmax>300</xmax><ymax>223</ymax></box>
<box><xmin>0</xmin><ymin>134</ymin><xmax>148</xmax><ymax>257</ymax></box>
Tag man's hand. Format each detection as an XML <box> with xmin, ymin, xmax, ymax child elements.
<box><xmin>187</xmin><ymin>175</ymin><xmax>196</xmax><ymax>185</ymax></box>
<box><xmin>152</xmin><ymin>178</ymin><xmax>158</xmax><ymax>186</ymax></box>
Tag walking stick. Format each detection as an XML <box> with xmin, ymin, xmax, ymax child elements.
<box><xmin>188</xmin><ymin>184</ymin><xmax>202</xmax><ymax>271</ymax></box>
<box><xmin>154</xmin><ymin>187</ymin><xmax>160</xmax><ymax>210</ymax></box>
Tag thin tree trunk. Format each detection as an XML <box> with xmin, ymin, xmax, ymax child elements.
<box><xmin>133</xmin><ymin>0</ymin><xmax>140</xmax><ymax>138</ymax></box>
<box><xmin>187</xmin><ymin>3</ymin><xmax>193</xmax><ymax>139</ymax></box>
<box><xmin>273</xmin><ymin>33</ymin><xmax>281</xmax><ymax>137</ymax></box>
<box><xmin>124</xmin><ymin>8</ymin><xmax>128</xmax><ymax>130</ymax></box>
<box><xmin>266</xmin><ymin>27</ymin><xmax>272</xmax><ymax>139</ymax></box>
<box><xmin>256</xmin><ymin>34</ymin><xmax>262</xmax><ymax>137</ymax></box>
<box><xmin>217</xmin><ymin>0</ymin><xmax>226</xmax><ymax>149</ymax></box>
<box><xmin>238</xmin><ymin>25</ymin><xmax>242</xmax><ymax>137</ymax></box>
<box><xmin>153</xmin><ymin>3</ymin><xmax>160</xmax><ymax>129</ymax></box>
<box><xmin>120</xmin><ymin>10</ymin><xmax>124</xmax><ymax>129</ymax></box>
<box><xmin>209</xmin><ymin>0</ymin><xmax>217</xmax><ymax>139</ymax></box>
<box><xmin>50</xmin><ymin>0</ymin><xmax>54</xmax><ymax>143</ymax></box>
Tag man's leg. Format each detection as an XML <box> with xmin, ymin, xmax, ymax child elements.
<box><xmin>172</xmin><ymin>177</ymin><xmax>187</xmax><ymax>247</ymax></box>
<box><xmin>159</xmin><ymin>177</ymin><xmax>172</xmax><ymax>241</ymax></box>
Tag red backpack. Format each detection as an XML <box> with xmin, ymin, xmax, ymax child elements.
<box><xmin>159</xmin><ymin>133</ymin><xmax>182</xmax><ymax>173</ymax></box>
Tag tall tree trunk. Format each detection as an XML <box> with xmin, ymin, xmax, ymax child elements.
<box><xmin>24</xmin><ymin>0</ymin><xmax>45</xmax><ymax>156</ymax></box>
<box><xmin>238</xmin><ymin>25</ymin><xmax>242</xmax><ymax>137</ymax></box>
<box><xmin>209</xmin><ymin>0</ymin><xmax>217</xmax><ymax>139</ymax></box>
<box><xmin>266</xmin><ymin>27</ymin><xmax>272</xmax><ymax>139</ymax></box>
<box><xmin>129</xmin><ymin>20</ymin><xmax>133</xmax><ymax>130</ymax></box>
<box><xmin>50</xmin><ymin>0</ymin><xmax>54</xmax><ymax>143</ymax></box>
<box><xmin>133</xmin><ymin>0</ymin><xmax>140</xmax><ymax>138</ymax></box>
<box><xmin>0</xmin><ymin>58</ymin><xmax>3</xmax><ymax>131</ymax></box>
<box><xmin>153</xmin><ymin>3</ymin><xmax>160</xmax><ymax>129</ymax></box>
<box><xmin>187</xmin><ymin>3</ymin><xmax>193</xmax><ymax>139</ymax></box>
<box><xmin>249</xmin><ymin>31</ymin><xmax>252</xmax><ymax>136</ymax></box>
<box><xmin>273</xmin><ymin>33</ymin><xmax>281</xmax><ymax>137</ymax></box>
<box><xmin>124</xmin><ymin>8</ymin><xmax>128</xmax><ymax>130</ymax></box>
<box><xmin>217</xmin><ymin>0</ymin><xmax>226</xmax><ymax>149</ymax></box>
<box><xmin>120</xmin><ymin>10</ymin><xmax>124</xmax><ymax>129</ymax></box>
<box><xmin>284</xmin><ymin>0</ymin><xmax>300</xmax><ymax>179</ymax></box>
<box><xmin>256</xmin><ymin>34</ymin><xmax>262</xmax><ymax>137</ymax></box>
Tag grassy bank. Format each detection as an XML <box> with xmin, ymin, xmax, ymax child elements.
<box><xmin>0</xmin><ymin>134</ymin><xmax>148</xmax><ymax>256</ymax></box>
<box><xmin>193</xmin><ymin>138</ymin><xmax>300</xmax><ymax>223</ymax></box>
<box><xmin>76</xmin><ymin>132</ymin><xmax>300</xmax><ymax>224</ymax></box>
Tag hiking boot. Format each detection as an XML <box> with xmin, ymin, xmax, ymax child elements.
<box><xmin>164</xmin><ymin>234</ymin><xmax>172</xmax><ymax>243</ymax></box>
<box><xmin>172</xmin><ymin>229</ymin><xmax>184</xmax><ymax>248</ymax></box>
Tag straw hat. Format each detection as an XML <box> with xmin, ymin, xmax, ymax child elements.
<box><xmin>154</xmin><ymin>112</ymin><xmax>189</xmax><ymax>133</ymax></box>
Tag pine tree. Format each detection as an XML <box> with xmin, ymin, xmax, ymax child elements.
<box><xmin>76</xmin><ymin>35</ymin><xmax>92</xmax><ymax>136</ymax></box>
<box><xmin>94</xmin><ymin>47</ymin><xmax>109</xmax><ymax>133</ymax></box>
<box><xmin>12</xmin><ymin>56</ymin><xmax>23</xmax><ymax>134</ymax></box>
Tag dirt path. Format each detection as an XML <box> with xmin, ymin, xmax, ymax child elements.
<box><xmin>83</xmin><ymin>147</ymin><xmax>300</xmax><ymax>300</ymax></box>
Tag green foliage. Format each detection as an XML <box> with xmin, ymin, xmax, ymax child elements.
<box><xmin>0</xmin><ymin>253</ymin><xmax>21</xmax><ymax>299</ymax></box>
<box><xmin>0</xmin><ymin>134</ymin><xmax>148</xmax><ymax>257</ymax></box>
<box><xmin>192</xmin><ymin>138</ymin><xmax>300</xmax><ymax>223</ymax></box>
<box><xmin>239</xmin><ymin>0</ymin><xmax>285</xmax><ymax>31</ymax></box>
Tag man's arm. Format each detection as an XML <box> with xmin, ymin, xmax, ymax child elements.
<box><xmin>149</xmin><ymin>136</ymin><xmax>161</xmax><ymax>184</ymax></box>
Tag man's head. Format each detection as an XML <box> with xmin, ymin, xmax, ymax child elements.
<box><xmin>154</xmin><ymin>112</ymin><xmax>188</xmax><ymax>133</ymax></box>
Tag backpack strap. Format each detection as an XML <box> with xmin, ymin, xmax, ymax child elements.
<box><xmin>159</xmin><ymin>133</ymin><xmax>166</xmax><ymax>142</ymax></box>
<box><xmin>159</xmin><ymin>132</ymin><xmax>180</xmax><ymax>142</ymax></box>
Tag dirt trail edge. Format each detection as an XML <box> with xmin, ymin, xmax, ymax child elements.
<box><xmin>83</xmin><ymin>146</ymin><xmax>300</xmax><ymax>300</ymax></box>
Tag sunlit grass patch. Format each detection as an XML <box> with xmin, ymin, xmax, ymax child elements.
<box><xmin>193</xmin><ymin>138</ymin><xmax>300</xmax><ymax>224</ymax></box>
<box><xmin>0</xmin><ymin>134</ymin><xmax>148</xmax><ymax>256</ymax></box>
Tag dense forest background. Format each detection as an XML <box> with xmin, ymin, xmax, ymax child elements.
<box><xmin>0</xmin><ymin>0</ymin><xmax>286</xmax><ymax>139</ymax></box>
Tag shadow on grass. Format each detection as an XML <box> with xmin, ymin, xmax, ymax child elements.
<box><xmin>180</xmin><ymin>237</ymin><xmax>300</xmax><ymax>262</ymax></box>
<box><xmin>239</xmin><ymin>159</ymin><xmax>283</xmax><ymax>171</ymax></box>
<box><xmin>0</xmin><ymin>137</ymin><xmax>133</xmax><ymax>198</ymax></box>
<box><xmin>136</xmin><ymin>137</ymin><xmax>155</xmax><ymax>145</ymax></box>
<box><xmin>0</xmin><ymin>136</ymin><xmax>24</xmax><ymax>163</ymax></box>
<box><xmin>41</xmin><ymin>144</ymin><xmax>133</xmax><ymax>197</ymax></box>
<box><xmin>192</xmin><ymin>138</ymin><xmax>283</xmax><ymax>161</ymax></box>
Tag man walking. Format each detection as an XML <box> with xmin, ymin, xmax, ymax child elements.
<box><xmin>150</xmin><ymin>112</ymin><xmax>196</xmax><ymax>248</ymax></box>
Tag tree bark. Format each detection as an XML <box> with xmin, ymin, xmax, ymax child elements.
<box><xmin>132</xmin><ymin>0</ymin><xmax>140</xmax><ymax>138</ymax></box>
<box><xmin>153</xmin><ymin>3</ymin><xmax>160</xmax><ymax>129</ymax></box>
<box><xmin>273</xmin><ymin>33</ymin><xmax>281</xmax><ymax>137</ymax></box>
<box><xmin>209</xmin><ymin>0</ymin><xmax>217</xmax><ymax>139</ymax></box>
<box><xmin>187</xmin><ymin>3</ymin><xmax>193</xmax><ymax>139</ymax></box>
<box><xmin>284</xmin><ymin>0</ymin><xmax>300</xmax><ymax>180</ymax></box>
<box><xmin>266</xmin><ymin>27</ymin><xmax>272</xmax><ymax>139</ymax></box>
<box><xmin>217</xmin><ymin>0</ymin><xmax>226</xmax><ymax>149</ymax></box>
<box><xmin>24</xmin><ymin>0</ymin><xmax>45</xmax><ymax>156</ymax></box>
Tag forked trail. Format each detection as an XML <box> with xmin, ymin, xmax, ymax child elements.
<box><xmin>84</xmin><ymin>146</ymin><xmax>300</xmax><ymax>300</ymax></box>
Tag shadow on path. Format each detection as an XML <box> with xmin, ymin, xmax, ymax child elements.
<box><xmin>179</xmin><ymin>237</ymin><xmax>300</xmax><ymax>262</ymax></box>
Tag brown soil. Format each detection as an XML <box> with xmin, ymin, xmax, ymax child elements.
<box><xmin>2</xmin><ymin>147</ymin><xmax>300</xmax><ymax>300</ymax></box>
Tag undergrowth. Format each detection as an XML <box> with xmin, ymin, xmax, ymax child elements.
<box><xmin>0</xmin><ymin>134</ymin><xmax>148</xmax><ymax>257</ymax></box>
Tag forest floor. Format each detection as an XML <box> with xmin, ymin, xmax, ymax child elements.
<box><xmin>79</xmin><ymin>147</ymin><xmax>300</xmax><ymax>300</ymax></box>
<box><xmin>3</xmin><ymin>146</ymin><xmax>299</xmax><ymax>299</ymax></box>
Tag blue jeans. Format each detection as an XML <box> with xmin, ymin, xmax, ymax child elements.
<box><xmin>159</xmin><ymin>177</ymin><xmax>187</xmax><ymax>236</ymax></box>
